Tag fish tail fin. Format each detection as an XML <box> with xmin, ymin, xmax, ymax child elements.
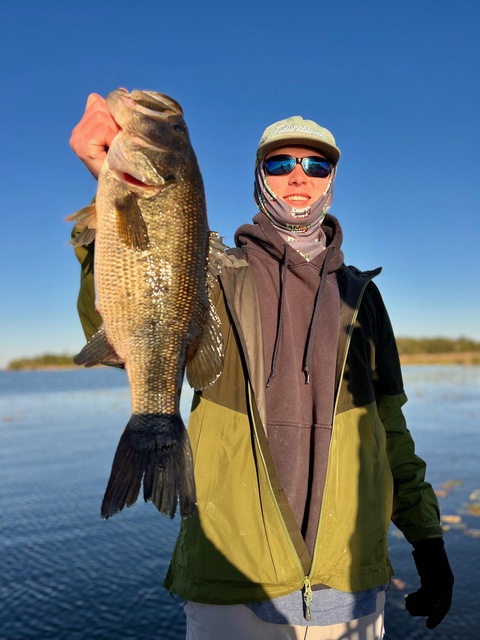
<box><xmin>142</xmin><ymin>418</ymin><xmax>197</xmax><ymax>519</ymax></box>
<box><xmin>101</xmin><ymin>414</ymin><xmax>196</xmax><ymax>520</ymax></box>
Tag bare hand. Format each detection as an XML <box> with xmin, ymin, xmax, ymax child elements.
<box><xmin>69</xmin><ymin>93</ymin><xmax>121</xmax><ymax>179</ymax></box>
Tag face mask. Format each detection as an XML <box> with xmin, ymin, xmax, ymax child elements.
<box><xmin>253</xmin><ymin>162</ymin><xmax>335</xmax><ymax>260</ymax></box>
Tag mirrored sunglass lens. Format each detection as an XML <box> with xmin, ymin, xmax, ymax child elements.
<box><xmin>303</xmin><ymin>158</ymin><xmax>331</xmax><ymax>177</ymax></box>
<box><xmin>265</xmin><ymin>155</ymin><xmax>296</xmax><ymax>175</ymax></box>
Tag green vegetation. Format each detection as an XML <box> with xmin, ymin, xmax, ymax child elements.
<box><xmin>5</xmin><ymin>337</ymin><xmax>480</xmax><ymax>370</ymax></box>
<box><xmin>7</xmin><ymin>353</ymin><xmax>76</xmax><ymax>370</ymax></box>
<box><xmin>396</xmin><ymin>337</ymin><xmax>480</xmax><ymax>365</ymax></box>
<box><xmin>396</xmin><ymin>336</ymin><xmax>480</xmax><ymax>355</ymax></box>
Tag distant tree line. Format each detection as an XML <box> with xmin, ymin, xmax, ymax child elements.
<box><xmin>7</xmin><ymin>353</ymin><xmax>75</xmax><ymax>370</ymax></box>
<box><xmin>396</xmin><ymin>336</ymin><xmax>480</xmax><ymax>355</ymax></box>
<box><xmin>5</xmin><ymin>337</ymin><xmax>480</xmax><ymax>369</ymax></box>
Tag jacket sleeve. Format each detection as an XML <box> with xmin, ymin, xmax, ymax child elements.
<box><xmin>369</xmin><ymin>283</ymin><xmax>443</xmax><ymax>544</ymax></box>
<box><xmin>71</xmin><ymin>224</ymin><xmax>102</xmax><ymax>341</ymax></box>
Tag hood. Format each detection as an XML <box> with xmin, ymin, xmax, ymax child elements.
<box><xmin>234</xmin><ymin>212</ymin><xmax>345</xmax><ymax>387</ymax></box>
<box><xmin>234</xmin><ymin>212</ymin><xmax>345</xmax><ymax>272</ymax></box>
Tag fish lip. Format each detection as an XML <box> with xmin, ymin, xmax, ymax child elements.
<box><xmin>113</xmin><ymin>90</ymin><xmax>183</xmax><ymax>120</ymax></box>
<box><xmin>111</xmin><ymin>169</ymin><xmax>163</xmax><ymax>190</ymax></box>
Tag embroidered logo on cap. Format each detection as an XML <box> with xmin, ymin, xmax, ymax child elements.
<box><xmin>271</xmin><ymin>124</ymin><xmax>327</xmax><ymax>140</ymax></box>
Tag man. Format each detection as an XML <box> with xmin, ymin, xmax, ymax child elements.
<box><xmin>70</xmin><ymin>94</ymin><xmax>453</xmax><ymax>639</ymax></box>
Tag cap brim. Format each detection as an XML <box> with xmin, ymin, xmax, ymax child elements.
<box><xmin>257</xmin><ymin>136</ymin><xmax>340</xmax><ymax>165</ymax></box>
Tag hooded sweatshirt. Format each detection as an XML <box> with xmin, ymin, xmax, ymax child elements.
<box><xmin>235</xmin><ymin>212</ymin><xmax>345</xmax><ymax>557</ymax></box>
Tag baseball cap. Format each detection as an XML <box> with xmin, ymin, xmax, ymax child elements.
<box><xmin>256</xmin><ymin>115</ymin><xmax>340</xmax><ymax>165</ymax></box>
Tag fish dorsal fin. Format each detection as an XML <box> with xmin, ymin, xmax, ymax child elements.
<box><xmin>206</xmin><ymin>231</ymin><xmax>228</xmax><ymax>288</ymax></box>
<box><xmin>67</xmin><ymin>203</ymin><xmax>97</xmax><ymax>246</ymax></box>
<box><xmin>186</xmin><ymin>232</ymin><xmax>227</xmax><ymax>390</ymax></box>
<box><xmin>186</xmin><ymin>305</ymin><xmax>224</xmax><ymax>390</ymax></box>
<box><xmin>74</xmin><ymin>325</ymin><xmax>124</xmax><ymax>367</ymax></box>
<box><xmin>115</xmin><ymin>193</ymin><xmax>150</xmax><ymax>251</ymax></box>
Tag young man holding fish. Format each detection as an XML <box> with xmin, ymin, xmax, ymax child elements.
<box><xmin>70</xmin><ymin>92</ymin><xmax>454</xmax><ymax>639</ymax></box>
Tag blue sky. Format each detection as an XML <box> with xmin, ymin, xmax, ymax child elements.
<box><xmin>1</xmin><ymin>0</ymin><xmax>479</xmax><ymax>368</ymax></box>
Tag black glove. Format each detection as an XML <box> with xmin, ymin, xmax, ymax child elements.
<box><xmin>405</xmin><ymin>537</ymin><xmax>454</xmax><ymax>629</ymax></box>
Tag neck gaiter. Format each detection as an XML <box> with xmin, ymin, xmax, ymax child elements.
<box><xmin>253</xmin><ymin>162</ymin><xmax>335</xmax><ymax>261</ymax></box>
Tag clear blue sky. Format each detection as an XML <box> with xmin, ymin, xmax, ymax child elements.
<box><xmin>1</xmin><ymin>0</ymin><xmax>479</xmax><ymax>368</ymax></box>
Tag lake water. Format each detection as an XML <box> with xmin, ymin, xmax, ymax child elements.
<box><xmin>1</xmin><ymin>366</ymin><xmax>479</xmax><ymax>639</ymax></box>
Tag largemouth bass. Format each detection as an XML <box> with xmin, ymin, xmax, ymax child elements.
<box><xmin>68</xmin><ymin>89</ymin><xmax>224</xmax><ymax>520</ymax></box>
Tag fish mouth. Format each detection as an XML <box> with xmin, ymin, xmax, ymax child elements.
<box><xmin>113</xmin><ymin>170</ymin><xmax>161</xmax><ymax>189</ymax></box>
<box><xmin>105</xmin><ymin>90</ymin><xmax>184</xmax><ymax>191</ymax></box>
<box><xmin>109</xmin><ymin>89</ymin><xmax>183</xmax><ymax>123</ymax></box>
<box><xmin>107</xmin><ymin>136</ymin><xmax>171</xmax><ymax>191</ymax></box>
<box><xmin>130</xmin><ymin>90</ymin><xmax>183</xmax><ymax>117</ymax></box>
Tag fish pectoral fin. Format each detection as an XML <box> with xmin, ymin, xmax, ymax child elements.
<box><xmin>67</xmin><ymin>203</ymin><xmax>97</xmax><ymax>246</ymax></box>
<box><xmin>115</xmin><ymin>193</ymin><xmax>150</xmax><ymax>251</ymax></box>
<box><xmin>74</xmin><ymin>326</ymin><xmax>124</xmax><ymax>367</ymax></box>
<box><xmin>186</xmin><ymin>305</ymin><xmax>224</xmax><ymax>391</ymax></box>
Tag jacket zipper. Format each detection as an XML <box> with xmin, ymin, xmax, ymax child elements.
<box><xmin>245</xmin><ymin>270</ymin><xmax>378</xmax><ymax>620</ymax></box>
<box><xmin>304</xmin><ymin>274</ymin><xmax>378</xmax><ymax>605</ymax></box>
<box><xmin>303</xmin><ymin>576</ymin><xmax>313</xmax><ymax>621</ymax></box>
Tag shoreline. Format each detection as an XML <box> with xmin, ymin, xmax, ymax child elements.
<box><xmin>399</xmin><ymin>351</ymin><xmax>480</xmax><ymax>366</ymax></box>
<box><xmin>3</xmin><ymin>352</ymin><xmax>480</xmax><ymax>371</ymax></box>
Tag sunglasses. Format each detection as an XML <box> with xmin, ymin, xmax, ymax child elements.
<box><xmin>264</xmin><ymin>154</ymin><xmax>333</xmax><ymax>179</ymax></box>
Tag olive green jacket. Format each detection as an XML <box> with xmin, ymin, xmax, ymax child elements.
<box><xmin>74</xmin><ymin>241</ymin><xmax>442</xmax><ymax>604</ymax></box>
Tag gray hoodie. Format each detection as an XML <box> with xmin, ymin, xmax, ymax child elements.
<box><xmin>235</xmin><ymin>213</ymin><xmax>345</xmax><ymax>557</ymax></box>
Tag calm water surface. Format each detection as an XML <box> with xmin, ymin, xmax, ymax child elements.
<box><xmin>1</xmin><ymin>367</ymin><xmax>479</xmax><ymax>639</ymax></box>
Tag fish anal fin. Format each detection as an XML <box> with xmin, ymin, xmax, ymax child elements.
<box><xmin>74</xmin><ymin>326</ymin><xmax>124</xmax><ymax>367</ymax></box>
<box><xmin>115</xmin><ymin>193</ymin><xmax>150</xmax><ymax>251</ymax></box>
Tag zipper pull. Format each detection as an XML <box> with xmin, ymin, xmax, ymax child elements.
<box><xmin>303</xmin><ymin>576</ymin><xmax>313</xmax><ymax>622</ymax></box>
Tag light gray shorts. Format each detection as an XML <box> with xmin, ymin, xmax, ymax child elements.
<box><xmin>184</xmin><ymin>590</ymin><xmax>385</xmax><ymax>640</ymax></box>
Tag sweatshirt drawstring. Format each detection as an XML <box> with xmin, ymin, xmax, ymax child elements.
<box><xmin>302</xmin><ymin>246</ymin><xmax>335</xmax><ymax>384</ymax></box>
<box><xmin>266</xmin><ymin>247</ymin><xmax>289</xmax><ymax>387</ymax></box>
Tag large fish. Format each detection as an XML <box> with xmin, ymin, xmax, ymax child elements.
<box><xmin>68</xmin><ymin>89</ymin><xmax>224</xmax><ymax>520</ymax></box>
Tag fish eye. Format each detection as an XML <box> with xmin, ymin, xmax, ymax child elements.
<box><xmin>173</xmin><ymin>124</ymin><xmax>187</xmax><ymax>134</ymax></box>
